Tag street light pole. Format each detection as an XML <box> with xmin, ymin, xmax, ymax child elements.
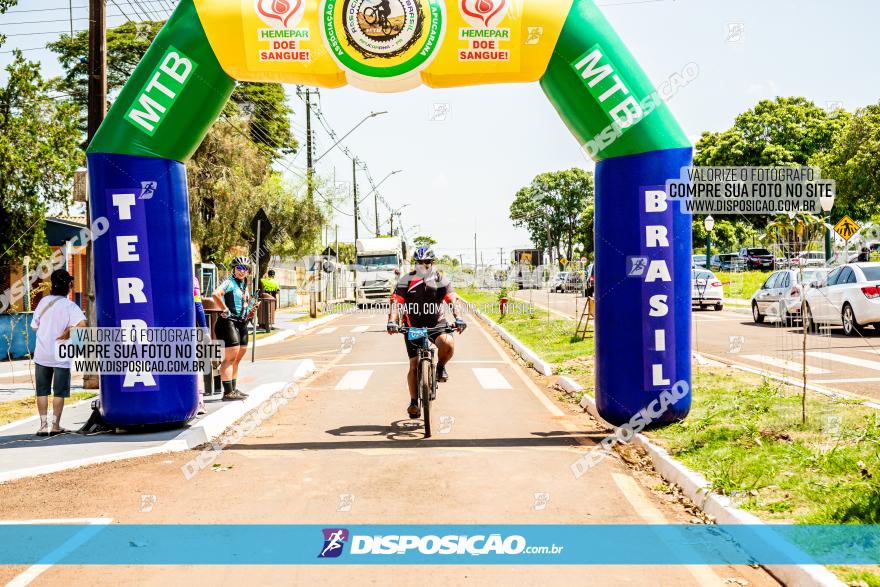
<box><xmin>315</xmin><ymin>111</ymin><xmax>388</xmax><ymax>164</ymax></box>
<box><xmin>704</xmin><ymin>215</ymin><xmax>715</xmax><ymax>269</ymax></box>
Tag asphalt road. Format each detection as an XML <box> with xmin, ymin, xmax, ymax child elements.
<box><xmin>0</xmin><ymin>309</ymin><xmax>775</xmax><ymax>586</ymax></box>
<box><xmin>510</xmin><ymin>289</ymin><xmax>880</xmax><ymax>403</ymax></box>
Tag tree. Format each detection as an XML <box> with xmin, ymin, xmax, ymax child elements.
<box><xmin>0</xmin><ymin>51</ymin><xmax>81</xmax><ymax>295</ymax></box>
<box><xmin>764</xmin><ymin>213</ymin><xmax>825</xmax><ymax>258</ymax></box>
<box><xmin>510</xmin><ymin>168</ymin><xmax>594</xmax><ymax>267</ymax></box>
<box><xmin>48</xmin><ymin>22</ymin><xmax>296</xmax><ymax>156</ymax></box>
<box><xmin>694</xmin><ymin>97</ymin><xmax>849</xmax><ymax>167</ymax></box>
<box><xmin>0</xmin><ymin>0</ymin><xmax>17</xmax><ymax>46</ymax></box>
<box><xmin>413</xmin><ymin>235</ymin><xmax>437</xmax><ymax>249</ymax></box>
<box><xmin>813</xmin><ymin>101</ymin><xmax>880</xmax><ymax>221</ymax></box>
<box><xmin>187</xmin><ymin>117</ymin><xmax>323</xmax><ymax>268</ymax></box>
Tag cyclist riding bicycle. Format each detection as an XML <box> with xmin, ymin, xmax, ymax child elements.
<box><xmin>375</xmin><ymin>0</ymin><xmax>391</xmax><ymax>25</ymax></box>
<box><xmin>387</xmin><ymin>247</ymin><xmax>467</xmax><ymax>419</ymax></box>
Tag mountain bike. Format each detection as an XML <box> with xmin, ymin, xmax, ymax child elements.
<box><xmin>397</xmin><ymin>324</ymin><xmax>455</xmax><ymax>438</ymax></box>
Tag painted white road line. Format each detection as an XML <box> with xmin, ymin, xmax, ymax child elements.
<box><xmin>740</xmin><ymin>354</ymin><xmax>830</xmax><ymax>375</ymax></box>
<box><xmin>331</xmin><ymin>360</ymin><xmax>506</xmax><ymax>369</ymax></box>
<box><xmin>858</xmin><ymin>348</ymin><xmax>880</xmax><ymax>357</ymax></box>
<box><xmin>807</xmin><ymin>351</ymin><xmax>880</xmax><ymax>371</ymax></box>
<box><xmin>472</xmin><ymin>318</ymin><xmax>565</xmax><ymax>417</ymax></box>
<box><xmin>3</xmin><ymin>518</ymin><xmax>112</xmax><ymax>587</ymax></box>
<box><xmin>813</xmin><ymin>377</ymin><xmax>880</xmax><ymax>383</ymax></box>
<box><xmin>472</xmin><ymin>368</ymin><xmax>513</xmax><ymax>390</ymax></box>
<box><xmin>350</xmin><ymin>325</ymin><xmax>370</xmax><ymax>333</ymax></box>
<box><xmin>317</xmin><ymin>327</ymin><xmax>338</xmax><ymax>335</ymax></box>
<box><xmin>334</xmin><ymin>370</ymin><xmax>374</xmax><ymax>390</ymax></box>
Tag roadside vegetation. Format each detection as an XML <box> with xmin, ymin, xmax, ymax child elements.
<box><xmin>716</xmin><ymin>270</ymin><xmax>772</xmax><ymax>300</ymax></box>
<box><xmin>462</xmin><ymin>286</ymin><xmax>880</xmax><ymax>586</ymax></box>
<box><xmin>0</xmin><ymin>392</ymin><xmax>96</xmax><ymax>427</ymax></box>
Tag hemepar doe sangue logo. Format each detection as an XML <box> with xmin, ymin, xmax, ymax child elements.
<box><xmin>321</xmin><ymin>0</ymin><xmax>445</xmax><ymax>80</ymax></box>
<box><xmin>254</xmin><ymin>0</ymin><xmax>312</xmax><ymax>63</ymax></box>
<box><xmin>459</xmin><ymin>0</ymin><xmax>508</xmax><ymax>28</ymax></box>
<box><xmin>256</xmin><ymin>0</ymin><xmax>306</xmax><ymax>27</ymax></box>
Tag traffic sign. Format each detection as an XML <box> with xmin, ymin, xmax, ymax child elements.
<box><xmin>580</xmin><ymin>257</ymin><xmax>587</xmax><ymax>264</ymax></box>
<box><xmin>834</xmin><ymin>216</ymin><xmax>860</xmax><ymax>241</ymax></box>
<box><xmin>560</xmin><ymin>257</ymin><xmax>569</xmax><ymax>266</ymax></box>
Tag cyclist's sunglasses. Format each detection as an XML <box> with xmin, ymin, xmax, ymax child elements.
<box><xmin>417</xmin><ymin>260</ymin><xmax>433</xmax><ymax>265</ymax></box>
<box><xmin>234</xmin><ymin>265</ymin><xmax>250</xmax><ymax>272</ymax></box>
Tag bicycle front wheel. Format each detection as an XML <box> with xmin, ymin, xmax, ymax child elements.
<box><xmin>419</xmin><ymin>358</ymin><xmax>434</xmax><ymax>438</ymax></box>
<box><xmin>363</xmin><ymin>7</ymin><xmax>378</xmax><ymax>24</ymax></box>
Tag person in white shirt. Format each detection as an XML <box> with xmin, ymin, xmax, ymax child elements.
<box><xmin>30</xmin><ymin>270</ymin><xmax>86</xmax><ymax>437</ymax></box>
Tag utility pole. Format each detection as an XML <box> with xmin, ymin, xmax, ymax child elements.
<box><xmin>352</xmin><ymin>158</ymin><xmax>359</xmax><ymax>241</ymax></box>
<box><xmin>69</xmin><ymin>0</ymin><xmax>74</xmax><ymax>36</ymax></box>
<box><xmin>305</xmin><ymin>88</ymin><xmax>314</xmax><ymax>201</ymax></box>
<box><xmin>84</xmin><ymin>0</ymin><xmax>106</xmax><ymax>390</ymax></box>
<box><xmin>474</xmin><ymin>233</ymin><xmax>478</xmax><ymax>275</ymax></box>
<box><xmin>374</xmin><ymin>192</ymin><xmax>380</xmax><ymax>237</ymax></box>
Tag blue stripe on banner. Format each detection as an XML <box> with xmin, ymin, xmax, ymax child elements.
<box><xmin>0</xmin><ymin>525</ymin><xmax>877</xmax><ymax>565</ymax></box>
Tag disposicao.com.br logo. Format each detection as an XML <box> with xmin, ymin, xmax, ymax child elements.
<box><xmin>318</xmin><ymin>529</ymin><xmax>564</xmax><ymax>558</ymax></box>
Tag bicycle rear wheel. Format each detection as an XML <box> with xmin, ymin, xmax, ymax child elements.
<box><xmin>419</xmin><ymin>358</ymin><xmax>434</xmax><ymax>438</ymax></box>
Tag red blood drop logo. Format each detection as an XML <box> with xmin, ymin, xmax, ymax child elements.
<box><xmin>461</xmin><ymin>0</ymin><xmax>506</xmax><ymax>27</ymax></box>
<box><xmin>257</xmin><ymin>0</ymin><xmax>301</xmax><ymax>26</ymax></box>
<box><xmin>272</xmin><ymin>0</ymin><xmax>290</xmax><ymax>13</ymax></box>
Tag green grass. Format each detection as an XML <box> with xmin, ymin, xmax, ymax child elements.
<box><xmin>715</xmin><ymin>270</ymin><xmax>772</xmax><ymax>299</ymax></box>
<box><xmin>0</xmin><ymin>392</ymin><xmax>97</xmax><ymax>426</ymax></box>
<box><xmin>460</xmin><ymin>288</ymin><xmax>594</xmax><ymax>366</ymax></box>
<box><xmin>462</xmin><ymin>286</ymin><xmax>880</xmax><ymax>583</ymax></box>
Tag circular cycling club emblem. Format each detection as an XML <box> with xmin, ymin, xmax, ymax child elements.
<box><xmin>321</xmin><ymin>0</ymin><xmax>445</xmax><ymax>80</ymax></box>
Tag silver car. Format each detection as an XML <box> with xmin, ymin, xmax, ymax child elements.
<box><xmin>751</xmin><ymin>268</ymin><xmax>830</xmax><ymax>324</ymax></box>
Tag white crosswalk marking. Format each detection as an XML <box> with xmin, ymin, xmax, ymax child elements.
<box><xmin>807</xmin><ymin>351</ymin><xmax>880</xmax><ymax>371</ymax></box>
<box><xmin>741</xmin><ymin>354</ymin><xmax>830</xmax><ymax>374</ymax></box>
<box><xmin>318</xmin><ymin>327</ymin><xmax>337</xmax><ymax>335</ymax></box>
<box><xmin>334</xmin><ymin>370</ymin><xmax>373</xmax><ymax>390</ymax></box>
<box><xmin>472</xmin><ymin>368</ymin><xmax>513</xmax><ymax>390</ymax></box>
<box><xmin>351</xmin><ymin>325</ymin><xmax>370</xmax><ymax>333</ymax></box>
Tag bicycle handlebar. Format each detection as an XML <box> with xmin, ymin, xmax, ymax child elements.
<box><xmin>395</xmin><ymin>324</ymin><xmax>456</xmax><ymax>335</ymax></box>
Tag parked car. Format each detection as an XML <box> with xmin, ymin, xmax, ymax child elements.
<box><xmin>692</xmin><ymin>254</ymin><xmax>707</xmax><ymax>269</ymax></box>
<box><xmin>562</xmin><ymin>271</ymin><xmax>585</xmax><ymax>293</ymax></box>
<box><xmin>583</xmin><ymin>263</ymin><xmax>595</xmax><ymax>298</ymax></box>
<box><xmin>738</xmin><ymin>247</ymin><xmax>776</xmax><ymax>270</ymax></box>
<box><xmin>750</xmin><ymin>268</ymin><xmax>830</xmax><ymax>324</ymax></box>
<box><xmin>775</xmin><ymin>256</ymin><xmax>791</xmax><ymax>269</ymax></box>
<box><xmin>550</xmin><ymin>271</ymin><xmax>569</xmax><ymax>293</ymax></box>
<box><xmin>791</xmin><ymin>251</ymin><xmax>826</xmax><ymax>268</ymax></box>
<box><xmin>803</xmin><ymin>262</ymin><xmax>880</xmax><ymax>335</ymax></box>
<box><xmin>692</xmin><ymin>269</ymin><xmax>724</xmax><ymax>311</ymax></box>
<box><xmin>710</xmin><ymin>253</ymin><xmax>746</xmax><ymax>272</ymax></box>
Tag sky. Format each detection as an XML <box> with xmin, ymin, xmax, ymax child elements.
<box><xmin>2</xmin><ymin>0</ymin><xmax>878</xmax><ymax>265</ymax></box>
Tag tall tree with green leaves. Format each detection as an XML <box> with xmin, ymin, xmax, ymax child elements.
<box><xmin>413</xmin><ymin>236</ymin><xmax>437</xmax><ymax>249</ymax></box>
<box><xmin>48</xmin><ymin>22</ymin><xmax>297</xmax><ymax>156</ymax></box>
<box><xmin>694</xmin><ymin>97</ymin><xmax>849</xmax><ymax>167</ymax></box>
<box><xmin>0</xmin><ymin>51</ymin><xmax>81</xmax><ymax>297</ymax></box>
<box><xmin>813</xmin><ymin>101</ymin><xmax>880</xmax><ymax>222</ymax></box>
<box><xmin>510</xmin><ymin>168</ymin><xmax>594</xmax><ymax>267</ymax></box>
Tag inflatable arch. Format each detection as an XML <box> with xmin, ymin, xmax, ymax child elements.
<box><xmin>87</xmin><ymin>0</ymin><xmax>692</xmax><ymax>427</ymax></box>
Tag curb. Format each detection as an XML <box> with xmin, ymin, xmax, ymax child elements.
<box><xmin>256</xmin><ymin>314</ymin><xmax>341</xmax><ymax>348</ymax></box>
<box><xmin>471</xmin><ymin>309</ymin><xmax>554</xmax><ymax>376</ymax></box>
<box><xmin>0</xmin><ymin>360</ymin><xmax>316</xmax><ymax>485</ymax></box>
<box><xmin>578</xmin><ymin>393</ymin><xmax>845</xmax><ymax>587</ymax></box>
<box><xmin>472</xmin><ymin>300</ymin><xmax>844</xmax><ymax>587</ymax></box>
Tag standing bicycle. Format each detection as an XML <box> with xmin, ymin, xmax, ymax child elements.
<box><xmin>386</xmin><ymin>247</ymin><xmax>467</xmax><ymax>433</ymax></box>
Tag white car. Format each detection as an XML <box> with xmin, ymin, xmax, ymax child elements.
<box><xmin>791</xmin><ymin>251</ymin><xmax>826</xmax><ymax>268</ymax></box>
<box><xmin>803</xmin><ymin>262</ymin><xmax>880</xmax><ymax>336</ymax></box>
<box><xmin>751</xmin><ymin>268</ymin><xmax>830</xmax><ymax>324</ymax></box>
<box><xmin>550</xmin><ymin>271</ymin><xmax>570</xmax><ymax>292</ymax></box>
<box><xmin>692</xmin><ymin>270</ymin><xmax>724</xmax><ymax>311</ymax></box>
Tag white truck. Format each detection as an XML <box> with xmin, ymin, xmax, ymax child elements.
<box><xmin>354</xmin><ymin>237</ymin><xmax>405</xmax><ymax>306</ymax></box>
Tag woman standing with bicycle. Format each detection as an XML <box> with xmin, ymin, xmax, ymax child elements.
<box><xmin>212</xmin><ymin>256</ymin><xmax>255</xmax><ymax>401</ymax></box>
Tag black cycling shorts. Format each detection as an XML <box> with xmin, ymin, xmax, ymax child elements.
<box><xmin>404</xmin><ymin>331</ymin><xmax>448</xmax><ymax>359</ymax></box>
<box><xmin>216</xmin><ymin>316</ymin><xmax>250</xmax><ymax>348</ymax></box>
